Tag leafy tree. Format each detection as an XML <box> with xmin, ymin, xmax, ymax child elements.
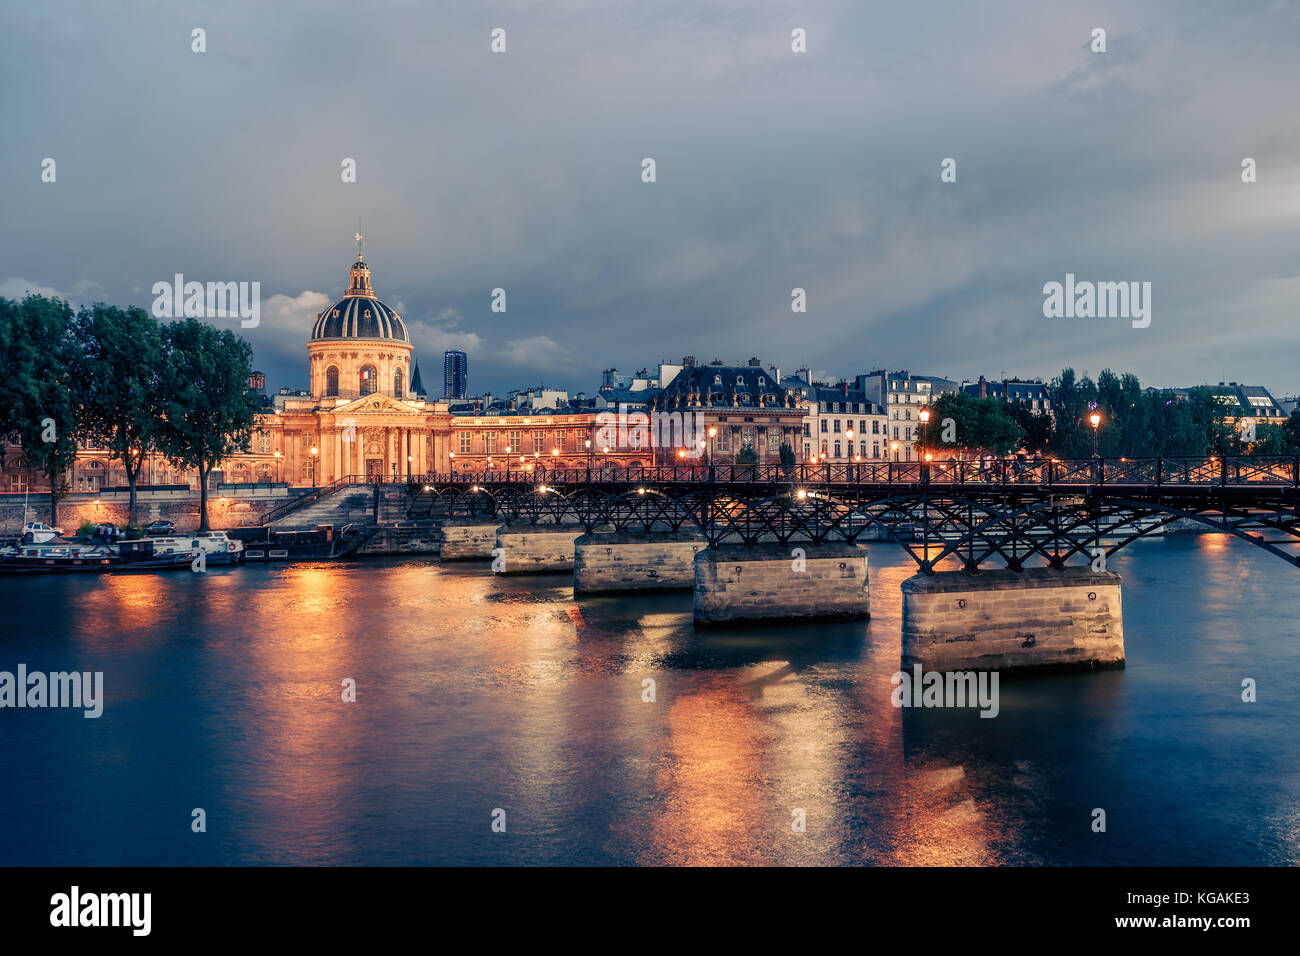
<box><xmin>917</xmin><ymin>392</ymin><xmax>1024</xmax><ymax>455</ymax></box>
<box><xmin>1283</xmin><ymin>409</ymin><xmax>1300</xmax><ymax>451</ymax></box>
<box><xmin>0</xmin><ymin>295</ymin><xmax>83</xmax><ymax>525</ymax></box>
<box><xmin>737</xmin><ymin>445</ymin><xmax>759</xmax><ymax>465</ymax></box>
<box><xmin>1008</xmin><ymin>402</ymin><xmax>1053</xmax><ymax>453</ymax></box>
<box><xmin>72</xmin><ymin>304</ymin><xmax>165</xmax><ymax>526</ymax></box>
<box><xmin>155</xmin><ymin>318</ymin><xmax>259</xmax><ymax>531</ymax></box>
<box><xmin>1248</xmin><ymin>422</ymin><xmax>1291</xmax><ymax>455</ymax></box>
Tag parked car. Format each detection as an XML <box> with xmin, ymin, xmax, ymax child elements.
<box><xmin>21</xmin><ymin>522</ymin><xmax>64</xmax><ymax>543</ymax></box>
<box><xmin>145</xmin><ymin>520</ymin><xmax>176</xmax><ymax>536</ymax></box>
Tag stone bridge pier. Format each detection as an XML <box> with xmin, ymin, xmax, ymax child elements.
<box><xmin>439</xmin><ymin>517</ymin><xmax>500</xmax><ymax>560</ymax></box>
<box><xmin>573</xmin><ymin>529</ymin><xmax>706</xmax><ymax>594</ymax></box>
<box><xmin>901</xmin><ymin>567</ymin><xmax>1125</xmax><ymax>672</ymax></box>
<box><xmin>493</xmin><ymin>524</ymin><xmax>584</xmax><ymax>575</ymax></box>
<box><xmin>693</xmin><ymin>542</ymin><xmax>870</xmax><ymax>625</ymax></box>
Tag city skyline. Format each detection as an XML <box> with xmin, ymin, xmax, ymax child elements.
<box><xmin>4</xmin><ymin>1</ymin><xmax>1300</xmax><ymax>399</ymax></box>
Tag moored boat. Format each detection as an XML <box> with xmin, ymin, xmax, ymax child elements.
<box><xmin>147</xmin><ymin>531</ymin><xmax>244</xmax><ymax>564</ymax></box>
<box><xmin>0</xmin><ymin>540</ymin><xmax>195</xmax><ymax>574</ymax></box>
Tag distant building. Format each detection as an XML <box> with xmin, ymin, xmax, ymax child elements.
<box><xmin>646</xmin><ymin>357</ymin><xmax>804</xmax><ymax>465</ymax></box>
<box><xmin>443</xmin><ymin>350</ymin><xmax>468</xmax><ymax>399</ymax></box>
<box><xmin>1180</xmin><ymin>382</ymin><xmax>1288</xmax><ymax>428</ymax></box>
<box><xmin>801</xmin><ymin>383</ymin><xmax>888</xmax><ymax>463</ymax></box>
<box><xmin>597</xmin><ymin>360</ymin><xmax>685</xmax><ymax>410</ymax></box>
<box><xmin>855</xmin><ymin>370</ymin><xmax>951</xmax><ymax>462</ymax></box>
<box><xmin>962</xmin><ymin>375</ymin><xmax>1054</xmax><ymax>419</ymax></box>
<box><xmin>409</xmin><ymin>359</ymin><xmax>427</xmax><ymax>400</ymax></box>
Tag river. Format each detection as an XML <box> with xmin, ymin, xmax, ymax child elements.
<box><xmin>1</xmin><ymin>532</ymin><xmax>1297</xmax><ymax>865</ymax></box>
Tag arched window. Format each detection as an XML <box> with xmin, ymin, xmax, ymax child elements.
<box><xmin>325</xmin><ymin>366</ymin><xmax>339</xmax><ymax>397</ymax></box>
<box><xmin>359</xmin><ymin>365</ymin><xmax>377</xmax><ymax>396</ymax></box>
<box><xmin>393</xmin><ymin>367</ymin><xmax>403</xmax><ymax>398</ymax></box>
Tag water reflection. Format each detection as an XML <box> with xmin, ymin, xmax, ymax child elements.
<box><xmin>0</xmin><ymin>533</ymin><xmax>1296</xmax><ymax>865</ymax></box>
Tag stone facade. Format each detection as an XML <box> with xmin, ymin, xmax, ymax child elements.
<box><xmin>901</xmin><ymin>566</ymin><xmax>1124</xmax><ymax>672</ymax></box>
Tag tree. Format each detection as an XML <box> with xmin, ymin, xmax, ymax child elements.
<box><xmin>778</xmin><ymin>442</ymin><xmax>796</xmax><ymax>466</ymax></box>
<box><xmin>1249</xmin><ymin>422</ymin><xmax>1291</xmax><ymax>456</ymax></box>
<box><xmin>737</xmin><ymin>445</ymin><xmax>759</xmax><ymax>465</ymax></box>
<box><xmin>0</xmin><ymin>295</ymin><xmax>83</xmax><ymax>525</ymax></box>
<box><xmin>1008</xmin><ymin>402</ymin><xmax>1053</xmax><ymax>453</ymax></box>
<box><xmin>155</xmin><ymin>319</ymin><xmax>260</xmax><ymax>531</ymax></box>
<box><xmin>1284</xmin><ymin>409</ymin><xmax>1300</xmax><ymax>451</ymax></box>
<box><xmin>918</xmin><ymin>392</ymin><xmax>1024</xmax><ymax>455</ymax></box>
<box><xmin>72</xmin><ymin>304</ymin><xmax>165</xmax><ymax>526</ymax></box>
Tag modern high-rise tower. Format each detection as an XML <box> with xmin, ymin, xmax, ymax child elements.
<box><xmin>444</xmin><ymin>350</ymin><xmax>468</xmax><ymax>399</ymax></box>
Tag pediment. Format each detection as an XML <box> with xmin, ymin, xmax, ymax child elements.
<box><xmin>333</xmin><ymin>394</ymin><xmax>423</xmax><ymax>416</ymax></box>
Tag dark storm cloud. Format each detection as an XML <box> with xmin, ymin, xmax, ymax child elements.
<box><xmin>2</xmin><ymin>0</ymin><xmax>1298</xmax><ymax>397</ymax></box>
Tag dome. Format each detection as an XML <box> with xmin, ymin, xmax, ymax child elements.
<box><xmin>310</xmin><ymin>256</ymin><xmax>409</xmax><ymax>342</ymax></box>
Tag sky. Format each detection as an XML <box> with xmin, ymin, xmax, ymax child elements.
<box><xmin>2</xmin><ymin>0</ymin><xmax>1299</xmax><ymax>399</ymax></box>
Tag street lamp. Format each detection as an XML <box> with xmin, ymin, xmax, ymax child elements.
<box><xmin>918</xmin><ymin>407</ymin><xmax>931</xmax><ymax>462</ymax></box>
<box><xmin>407</xmin><ymin>454</ymin><xmax>412</xmax><ymax>481</ymax></box>
<box><xmin>309</xmin><ymin>446</ymin><xmax>319</xmax><ymax>486</ymax></box>
<box><xmin>1090</xmin><ymin>412</ymin><xmax>1101</xmax><ymax>457</ymax></box>
<box><xmin>449</xmin><ymin>450</ymin><xmax>455</xmax><ymax>478</ymax></box>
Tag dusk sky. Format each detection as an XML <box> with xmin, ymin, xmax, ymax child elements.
<box><xmin>3</xmin><ymin>0</ymin><xmax>1299</xmax><ymax>398</ymax></box>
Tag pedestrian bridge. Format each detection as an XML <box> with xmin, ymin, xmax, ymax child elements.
<box><xmin>405</xmin><ymin>455</ymin><xmax>1300</xmax><ymax>572</ymax></box>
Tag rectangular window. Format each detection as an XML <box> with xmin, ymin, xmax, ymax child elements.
<box><xmin>820</xmin><ymin>420</ymin><xmax>827</xmax><ymax>433</ymax></box>
<box><xmin>485</xmin><ymin>432</ymin><xmax>497</xmax><ymax>454</ymax></box>
<box><xmin>873</xmin><ymin>421</ymin><xmax>880</xmax><ymax>434</ymax></box>
<box><xmin>768</xmin><ymin>430</ymin><xmax>780</xmax><ymax>452</ymax></box>
<box><xmin>533</xmin><ymin>432</ymin><xmax>545</xmax><ymax>453</ymax></box>
<box><xmin>802</xmin><ymin>423</ymin><xmax>810</xmax><ymax>437</ymax></box>
<box><xmin>458</xmin><ymin>433</ymin><xmax>471</xmax><ymax>454</ymax></box>
<box><xmin>833</xmin><ymin>420</ymin><xmax>841</xmax><ymax>433</ymax></box>
<box><xmin>508</xmin><ymin>430</ymin><xmax>521</xmax><ymax>454</ymax></box>
<box><xmin>834</xmin><ymin>441</ymin><xmax>841</xmax><ymax>458</ymax></box>
<box><xmin>872</xmin><ymin>442</ymin><xmax>880</xmax><ymax>458</ymax></box>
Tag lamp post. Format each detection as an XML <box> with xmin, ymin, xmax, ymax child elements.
<box><xmin>707</xmin><ymin>426</ymin><xmax>717</xmax><ymax>465</ymax></box>
<box><xmin>309</xmin><ymin>446</ymin><xmax>319</xmax><ymax>486</ymax></box>
<box><xmin>1090</xmin><ymin>412</ymin><xmax>1101</xmax><ymax>457</ymax></box>
<box><xmin>449</xmin><ymin>450</ymin><xmax>455</xmax><ymax>479</ymax></box>
<box><xmin>274</xmin><ymin>450</ymin><xmax>282</xmax><ymax>483</ymax></box>
<box><xmin>584</xmin><ymin>438</ymin><xmax>592</xmax><ymax>477</ymax></box>
<box><xmin>407</xmin><ymin>454</ymin><xmax>412</xmax><ymax>482</ymax></box>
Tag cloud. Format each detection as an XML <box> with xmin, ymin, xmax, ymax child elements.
<box><xmin>497</xmin><ymin>335</ymin><xmax>567</xmax><ymax>370</ymax></box>
<box><xmin>0</xmin><ymin>277</ymin><xmax>102</xmax><ymax>303</ymax></box>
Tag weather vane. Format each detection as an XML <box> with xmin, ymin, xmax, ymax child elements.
<box><xmin>354</xmin><ymin>230</ymin><xmax>365</xmax><ymax>259</ymax></box>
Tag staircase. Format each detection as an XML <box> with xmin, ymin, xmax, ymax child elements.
<box><xmin>263</xmin><ymin>477</ymin><xmax>416</xmax><ymax>529</ymax></box>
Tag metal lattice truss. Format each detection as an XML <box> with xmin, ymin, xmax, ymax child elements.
<box><xmin>407</xmin><ymin>477</ymin><xmax>1300</xmax><ymax>572</ymax></box>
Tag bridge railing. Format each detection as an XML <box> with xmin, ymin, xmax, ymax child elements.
<box><xmin>408</xmin><ymin>455</ymin><xmax>1300</xmax><ymax>489</ymax></box>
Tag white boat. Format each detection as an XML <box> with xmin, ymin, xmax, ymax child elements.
<box><xmin>147</xmin><ymin>532</ymin><xmax>244</xmax><ymax>564</ymax></box>
<box><xmin>22</xmin><ymin>522</ymin><xmax>64</xmax><ymax>543</ymax></box>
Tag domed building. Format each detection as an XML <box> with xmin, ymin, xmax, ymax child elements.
<box><xmin>308</xmin><ymin>255</ymin><xmax>413</xmax><ymax>401</ymax></box>
<box><xmin>270</xmin><ymin>251</ymin><xmax>450</xmax><ymax>483</ymax></box>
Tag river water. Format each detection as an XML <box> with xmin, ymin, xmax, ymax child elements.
<box><xmin>1</xmin><ymin>533</ymin><xmax>1297</xmax><ymax>866</ymax></box>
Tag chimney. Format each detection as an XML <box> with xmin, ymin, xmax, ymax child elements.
<box><xmin>748</xmin><ymin>357</ymin><xmax>762</xmax><ymax>367</ymax></box>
